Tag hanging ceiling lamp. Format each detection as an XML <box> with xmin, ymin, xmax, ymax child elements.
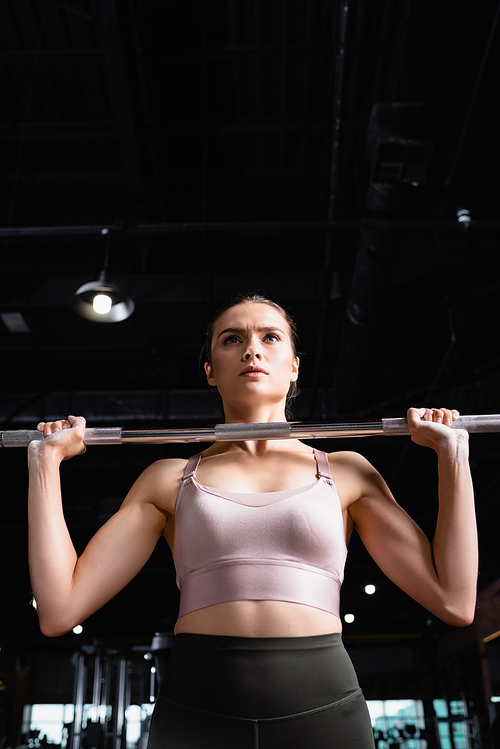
<box><xmin>71</xmin><ymin>229</ymin><xmax>135</xmax><ymax>323</ymax></box>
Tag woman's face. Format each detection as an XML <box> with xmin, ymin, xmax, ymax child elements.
<box><xmin>205</xmin><ymin>302</ymin><xmax>299</xmax><ymax>412</ymax></box>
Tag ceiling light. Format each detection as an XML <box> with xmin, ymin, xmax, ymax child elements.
<box><xmin>344</xmin><ymin>613</ymin><xmax>355</xmax><ymax>624</ymax></box>
<box><xmin>71</xmin><ymin>229</ymin><xmax>135</xmax><ymax>323</ymax></box>
<box><xmin>364</xmin><ymin>584</ymin><xmax>376</xmax><ymax>595</ymax></box>
<box><xmin>71</xmin><ymin>272</ymin><xmax>135</xmax><ymax>322</ymax></box>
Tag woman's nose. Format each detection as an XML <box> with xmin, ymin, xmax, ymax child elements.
<box><xmin>244</xmin><ymin>347</ymin><xmax>262</xmax><ymax>360</ymax></box>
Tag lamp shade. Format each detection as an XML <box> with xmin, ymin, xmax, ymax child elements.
<box><xmin>71</xmin><ymin>278</ymin><xmax>135</xmax><ymax>323</ymax></box>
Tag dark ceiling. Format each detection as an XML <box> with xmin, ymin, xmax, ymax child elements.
<box><xmin>1</xmin><ymin>0</ymin><xmax>500</xmax><ymax>644</ymax></box>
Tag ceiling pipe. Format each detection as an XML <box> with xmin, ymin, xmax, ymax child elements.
<box><xmin>327</xmin><ymin>0</ymin><xmax>350</xmax><ymax>222</ymax></box>
<box><xmin>332</xmin><ymin>103</ymin><xmax>433</xmax><ymax>414</ymax></box>
<box><xmin>309</xmin><ymin>0</ymin><xmax>350</xmax><ymax>420</ymax></box>
<box><xmin>331</xmin><ymin>228</ymin><xmax>398</xmax><ymax>414</ymax></box>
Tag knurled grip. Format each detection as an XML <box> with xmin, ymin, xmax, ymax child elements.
<box><xmin>0</xmin><ymin>427</ymin><xmax>122</xmax><ymax>447</ymax></box>
<box><xmin>1</xmin><ymin>430</ymin><xmax>46</xmax><ymax>447</ymax></box>
<box><xmin>382</xmin><ymin>414</ymin><xmax>500</xmax><ymax>436</ymax></box>
<box><xmin>214</xmin><ymin>422</ymin><xmax>292</xmax><ymax>441</ymax></box>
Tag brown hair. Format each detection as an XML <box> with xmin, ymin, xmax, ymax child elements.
<box><xmin>202</xmin><ymin>292</ymin><xmax>300</xmax><ymax>410</ymax></box>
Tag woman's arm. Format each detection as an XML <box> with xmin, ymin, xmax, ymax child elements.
<box><xmin>28</xmin><ymin>416</ymin><xmax>176</xmax><ymax>637</ymax></box>
<box><xmin>346</xmin><ymin>407</ymin><xmax>477</xmax><ymax>627</ymax></box>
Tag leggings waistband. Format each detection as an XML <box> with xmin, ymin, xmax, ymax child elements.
<box><xmin>172</xmin><ymin>631</ymin><xmax>343</xmax><ymax>651</ymax></box>
<box><xmin>160</xmin><ymin>632</ymin><xmax>361</xmax><ymax>720</ymax></box>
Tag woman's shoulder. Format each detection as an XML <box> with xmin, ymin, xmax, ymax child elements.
<box><xmin>129</xmin><ymin>456</ymin><xmax>192</xmax><ymax>512</ymax></box>
<box><xmin>143</xmin><ymin>456</ymin><xmax>195</xmax><ymax>485</ymax></box>
<box><xmin>326</xmin><ymin>449</ymin><xmax>376</xmax><ymax>473</ymax></box>
<box><xmin>325</xmin><ymin>450</ymin><xmax>385</xmax><ymax>506</ymax></box>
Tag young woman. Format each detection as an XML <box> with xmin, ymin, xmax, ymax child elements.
<box><xmin>27</xmin><ymin>293</ymin><xmax>477</xmax><ymax>749</ymax></box>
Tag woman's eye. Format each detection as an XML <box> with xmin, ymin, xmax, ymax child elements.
<box><xmin>222</xmin><ymin>335</ymin><xmax>240</xmax><ymax>345</ymax></box>
<box><xmin>264</xmin><ymin>333</ymin><xmax>280</xmax><ymax>342</ymax></box>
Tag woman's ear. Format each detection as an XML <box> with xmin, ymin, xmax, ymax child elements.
<box><xmin>204</xmin><ymin>361</ymin><xmax>216</xmax><ymax>386</ymax></box>
<box><xmin>290</xmin><ymin>357</ymin><xmax>300</xmax><ymax>382</ymax></box>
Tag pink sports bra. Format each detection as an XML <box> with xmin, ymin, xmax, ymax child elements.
<box><xmin>173</xmin><ymin>448</ymin><xmax>347</xmax><ymax>619</ymax></box>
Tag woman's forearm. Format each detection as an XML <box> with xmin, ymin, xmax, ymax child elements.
<box><xmin>431</xmin><ymin>433</ymin><xmax>478</xmax><ymax>625</ymax></box>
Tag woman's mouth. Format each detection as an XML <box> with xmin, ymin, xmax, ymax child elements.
<box><xmin>239</xmin><ymin>366</ymin><xmax>268</xmax><ymax>377</ymax></box>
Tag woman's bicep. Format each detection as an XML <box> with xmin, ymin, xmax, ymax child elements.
<box><xmin>72</xmin><ymin>499</ymin><xmax>166</xmax><ymax>610</ymax></box>
<box><xmin>346</xmin><ymin>461</ymin><xmax>444</xmax><ymax>616</ymax></box>
<box><xmin>349</xmin><ymin>485</ymin><xmax>474</xmax><ymax>627</ymax></box>
<box><xmin>351</xmin><ymin>492</ymin><xmax>436</xmax><ymax>586</ymax></box>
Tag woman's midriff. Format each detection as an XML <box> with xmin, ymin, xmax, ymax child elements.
<box><xmin>174</xmin><ymin>599</ymin><xmax>343</xmax><ymax>637</ymax></box>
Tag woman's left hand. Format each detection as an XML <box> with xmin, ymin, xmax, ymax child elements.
<box><xmin>407</xmin><ymin>407</ymin><xmax>468</xmax><ymax>451</ymax></box>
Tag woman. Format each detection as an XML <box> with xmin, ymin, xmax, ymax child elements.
<box><xmin>28</xmin><ymin>293</ymin><xmax>477</xmax><ymax>749</ymax></box>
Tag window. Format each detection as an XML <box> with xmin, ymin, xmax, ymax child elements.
<box><xmin>125</xmin><ymin>704</ymin><xmax>155</xmax><ymax>748</ymax></box>
<box><xmin>24</xmin><ymin>702</ymin><xmax>154</xmax><ymax>749</ymax></box>
<box><xmin>367</xmin><ymin>699</ymin><xmax>426</xmax><ymax>748</ymax></box>
<box><xmin>26</xmin><ymin>704</ymin><xmax>75</xmax><ymax>746</ymax></box>
<box><xmin>433</xmin><ymin>698</ymin><xmax>472</xmax><ymax>749</ymax></box>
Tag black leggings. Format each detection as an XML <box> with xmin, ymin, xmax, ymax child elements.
<box><xmin>147</xmin><ymin>632</ymin><xmax>375</xmax><ymax>748</ymax></box>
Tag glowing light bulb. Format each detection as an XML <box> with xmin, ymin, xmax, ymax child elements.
<box><xmin>73</xmin><ymin>625</ymin><xmax>83</xmax><ymax>635</ymax></box>
<box><xmin>365</xmin><ymin>584</ymin><xmax>376</xmax><ymax>595</ymax></box>
<box><xmin>93</xmin><ymin>294</ymin><xmax>112</xmax><ymax>315</ymax></box>
<box><xmin>344</xmin><ymin>614</ymin><xmax>355</xmax><ymax>624</ymax></box>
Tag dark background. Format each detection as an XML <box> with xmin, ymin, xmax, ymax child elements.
<box><xmin>1</xmin><ymin>0</ymin><xmax>499</xmax><ymax>645</ymax></box>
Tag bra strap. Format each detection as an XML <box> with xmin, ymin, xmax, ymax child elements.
<box><xmin>182</xmin><ymin>453</ymin><xmax>202</xmax><ymax>483</ymax></box>
<box><xmin>184</xmin><ymin>450</ymin><xmax>331</xmax><ymax>484</ymax></box>
<box><xmin>314</xmin><ymin>449</ymin><xmax>332</xmax><ymax>483</ymax></box>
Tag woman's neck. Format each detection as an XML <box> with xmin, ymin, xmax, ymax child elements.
<box><xmin>221</xmin><ymin>401</ymin><xmax>288</xmax><ymax>425</ymax></box>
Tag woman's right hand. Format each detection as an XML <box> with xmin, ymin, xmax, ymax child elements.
<box><xmin>29</xmin><ymin>415</ymin><xmax>87</xmax><ymax>462</ymax></box>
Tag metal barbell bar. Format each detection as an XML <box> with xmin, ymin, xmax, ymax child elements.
<box><xmin>1</xmin><ymin>414</ymin><xmax>499</xmax><ymax>447</ymax></box>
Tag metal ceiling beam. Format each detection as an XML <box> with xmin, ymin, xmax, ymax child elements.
<box><xmin>1</xmin><ymin>220</ymin><xmax>499</xmax><ymax>239</ymax></box>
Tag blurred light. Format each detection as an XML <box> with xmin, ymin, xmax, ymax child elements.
<box><xmin>456</xmin><ymin>207</ymin><xmax>471</xmax><ymax>229</ymax></box>
<box><xmin>344</xmin><ymin>614</ymin><xmax>355</xmax><ymax>624</ymax></box>
<box><xmin>73</xmin><ymin>625</ymin><xmax>83</xmax><ymax>635</ymax></box>
<box><xmin>365</xmin><ymin>584</ymin><xmax>376</xmax><ymax>595</ymax></box>
<box><xmin>92</xmin><ymin>293</ymin><xmax>113</xmax><ymax>315</ymax></box>
<box><xmin>31</xmin><ymin>598</ymin><xmax>37</xmax><ymax>610</ymax></box>
<box><xmin>1</xmin><ymin>311</ymin><xmax>30</xmax><ymax>334</ymax></box>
